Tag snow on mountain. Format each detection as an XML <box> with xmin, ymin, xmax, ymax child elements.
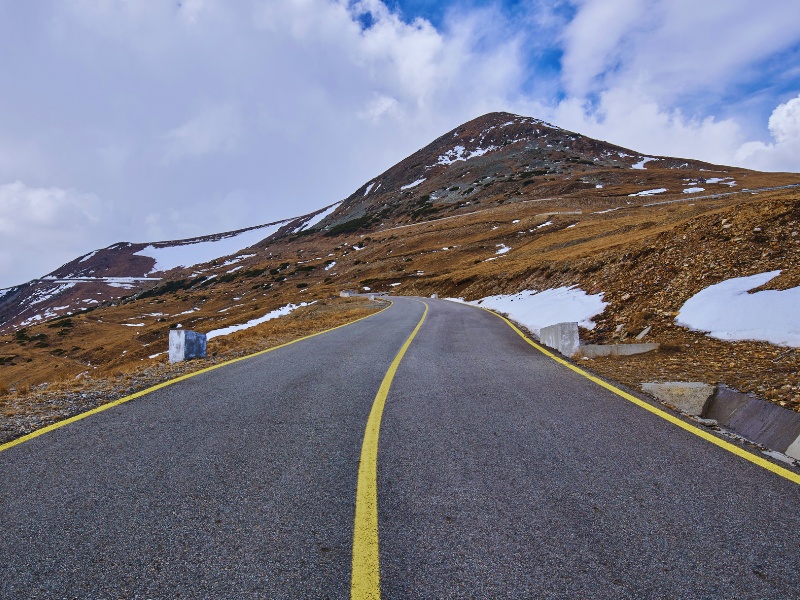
<box><xmin>134</xmin><ymin>222</ymin><xmax>289</xmax><ymax>274</ymax></box>
<box><xmin>676</xmin><ymin>271</ymin><xmax>800</xmax><ymax>347</ymax></box>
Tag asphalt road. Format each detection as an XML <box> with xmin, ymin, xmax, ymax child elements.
<box><xmin>2</xmin><ymin>297</ymin><xmax>800</xmax><ymax>598</ymax></box>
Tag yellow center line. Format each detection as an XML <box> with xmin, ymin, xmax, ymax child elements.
<box><xmin>351</xmin><ymin>301</ymin><xmax>428</xmax><ymax>600</ymax></box>
<box><xmin>483</xmin><ymin>308</ymin><xmax>800</xmax><ymax>487</ymax></box>
<box><xmin>0</xmin><ymin>302</ymin><xmax>393</xmax><ymax>455</ymax></box>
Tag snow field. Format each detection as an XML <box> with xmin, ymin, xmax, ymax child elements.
<box><xmin>676</xmin><ymin>271</ymin><xmax>800</xmax><ymax>347</ymax></box>
<box><xmin>449</xmin><ymin>286</ymin><xmax>607</xmax><ymax>336</ymax></box>
<box><xmin>134</xmin><ymin>222</ymin><xmax>287</xmax><ymax>273</ymax></box>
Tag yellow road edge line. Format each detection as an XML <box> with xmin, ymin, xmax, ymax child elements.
<box><xmin>482</xmin><ymin>308</ymin><xmax>800</xmax><ymax>487</ymax></box>
<box><xmin>0</xmin><ymin>301</ymin><xmax>393</xmax><ymax>455</ymax></box>
<box><xmin>351</xmin><ymin>301</ymin><xmax>429</xmax><ymax>600</ymax></box>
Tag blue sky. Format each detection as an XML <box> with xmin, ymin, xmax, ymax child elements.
<box><xmin>1</xmin><ymin>0</ymin><xmax>799</xmax><ymax>288</ymax></box>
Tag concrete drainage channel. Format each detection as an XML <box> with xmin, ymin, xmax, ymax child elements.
<box><xmin>538</xmin><ymin>321</ymin><xmax>800</xmax><ymax>467</ymax></box>
<box><xmin>643</xmin><ymin>382</ymin><xmax>800</xmax><ymax>464</ymax></box>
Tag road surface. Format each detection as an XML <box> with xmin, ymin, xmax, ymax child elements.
<box><xmin>2</xmin><ymin>297</ymin><xmax>799</xmax><ymax>598</ymax></box>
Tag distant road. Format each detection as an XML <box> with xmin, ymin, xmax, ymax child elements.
<box><xmin>2</xmin><ymin>297</ymin><xmax>799</xmax><ymax>598</ymax></box>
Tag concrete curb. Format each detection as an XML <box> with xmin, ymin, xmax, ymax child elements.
<box><xmin>578</xmin><ymin>343</ymin><xmax>660</xmax><ymax>358</ymax></box>
<box><xmin>537</xmin><ymin>322</ymin><xmax>660</xmax><ymax>359</ymax></box>
<box><xmin>641</xmin><ymin>382</ymin><xmax>715</xmax><ymax>415</ymax></box>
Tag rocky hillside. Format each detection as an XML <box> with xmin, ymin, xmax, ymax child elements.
<box><xmin>314</xmin><ymin>111</ymin><xmax>749</xmax><ymax>231</ymax></box>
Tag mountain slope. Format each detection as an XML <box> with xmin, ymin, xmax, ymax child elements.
<box><xmin>314</xmin><ymin>111</ymin><xmax>739</xmax><ymax>232</ymax></box>
<box><xmin>1</xmin><ymin>111</ymin><xmax>800</xmax><ymax>437</ymax></box>
<box><xmin>0</xmin><ymin>205</ymin><xmax>339</xmax><ymax>332</ymax></box>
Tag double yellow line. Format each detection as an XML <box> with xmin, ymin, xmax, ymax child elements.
<box><xmin>351</xmin><ymin>301</ymin><xmax>428</xmax><ymax>599</ymax></box>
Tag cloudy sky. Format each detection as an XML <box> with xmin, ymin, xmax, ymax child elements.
<box><xmin>1</xmin><ymin>0</ymin><xmax>800</xmax><ymax>287</ymax></box>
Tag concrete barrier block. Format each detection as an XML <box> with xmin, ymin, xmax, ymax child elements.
<box><xmin>641</xmin><ymin>382</ymin><xmax>714</xmax><ymax>415</ymax></box>
<box><xmin>705</xmin><ymin>385</ymin><xmax>800</xmax><ymax>454</ymax></box>
<box><xmin>169</xmin><ymin>329</ymin><xmax>207</xmax><ymax>363</ymax></box>
<box><xmin>539</xmin><ymin>322</ymin><xmax>580</xmax><ymax>357</ymax></box>
<box><xmin>578</xmin><ymin>343</ymin><xmax>660</xmax><ymax>358</ymax></box>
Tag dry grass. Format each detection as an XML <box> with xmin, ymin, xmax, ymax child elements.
<box><xmin>0</xmin><ymin>298</ymin><xmax>383</xmax><ymax>443</ymax></box>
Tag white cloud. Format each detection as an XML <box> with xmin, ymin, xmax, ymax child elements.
<box><xmin>735</xmin><ymin>95</ymin><xmax>800</xmax><ymax>172</ymax></box>
<box><xmin>561</xmin><ymin>0</ymin><xmax>800</xmax><ymax>104</ymax></box>
<box><xmin>0</xmin><ymin>181</ymin><xmax>119</xmax><ymax>286</ymax></box>
<box><xmin>549</xmin><ymin>0</ymin><xmax>800</xmax><ymax>171</ymax></box>
<box><xmin>161</xmin><ymin>104</ymin><xmax>243</xmax><ymax>163</ymax></box>
<box><xmin>541</xmin><ymin>87</ymin><xmax>744</xmax><ymax>164</ymax></box>
<box><xmin>359</xmin><ymin>94</ymin><xmax>400</xmax><ymax>122</ymax></box>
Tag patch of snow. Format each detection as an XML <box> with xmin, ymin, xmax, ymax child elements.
<box><xmin>676</xmin><ymin>271</ymin><xmax>800</xmax><ymax>347</ymax></box>
<box><xmin>496</xmin><ymin>244</ymin><xmax>511</xmax><ymax>255</ymax></box>
<box><xmin>217</xmin><ymin>304</ymin><xmax>243</xmax><ymax>313</ymax></box>
<box><xmin>363</xmin><ymin>286</ymin><xmax>371</xmax><ymax>291</ymax></box>
<box><xmin>512</xmin><ymin>219</ymin><xmax>520</xmax><ymax>224</ymax></box>
<box><xmin>226</xmin><ymin>266</ymin><xmax>243</xmax><ymax>274</ymax></box>
<box><xmin>566</xmin><ymin>224</ymin><xmax>577</xmax><ymax>229</ymax></box>
<box><xmin>364</xmin><ymin>182</ymin><xmax>375</xmax><ymax>196</ymax></box>
<box><xmin>301</xmin><ymin>202</ymin><xmax>342</xmax><ymax>231</ymax></box>
<box><xmin>134</xmin><ymin>222</ymin><xmax>286</xmax><ymax>274</ymax></box>
<box><xmin>20</xmin><ymin>314</ymin><xmax>44</xmax><ymax>326</ymax></box>
<box><xmin>536</xmin><ymin>221</ymin><xmax>552</xmax><ymax>229</ymax></box>
<box><xmin>595</xmin><ymin>184</ymin><xmax>604</xmax><ymax>189</ymax></box>
<box><xmin>632</xmin><ymin>157</ymin><xmax>657</xmax><ymax>169</ymax></box>
<box><xmin>683</xmin><ymin>187</ymin><xmax>705</xmax><ymax>194</ymax></box>
<box><xmin>149</xmin><ymin>352</ymin><xmax>165</xmax><ymax>359</ymax></box>
<box><xmin>628</xmin><ymin>188</ymin><xmax>667</xmax><ymax>197</ymax></box>
<box><xmin>219</xmin><ymin>254</ymin><xmax>255</xmax><ymax>268</ymax></box>
<box><xmin>206</xmin><ymin>302</ymin><xmax>313</xmax><ymax>339</ymax></box>
<box><xmin>123</xmin><ymin>323</ymin><xmax>145</xmax><ymax>327</ymax></box>
<box><xmin>28</xmin><ymin>283</ymin><xmax>76</xmax><ymax>306</ymax></box>
<box><xmin>78</xmin><ymin>250</ymin><xmax>99</xmax><ymax>263</ymax></box>
<box><xmin>436</xmin><ymin>145</ymin><xmax>499</xmax><ymax>166</ymax></box>
<box><xmin>325</xmin><ymin>261</ymin><xmax>336</xmax><ymax>271</ymax></box>
<box><xmin>706</xmin><ymin>177</ymin><xmax>737</xmax><ymax>187</ymax></box>
<box><xmin>401</xmin><ymin>178</ymin><xmax>426</xmax><ymax>190</ymax></box>
<box><xmin>390</xmin><ymin>282</ymin><xmax>401</xmax><ymax>287</ymax></box>
<box><xmin>459</xmin><ymin>287</ymin><xmax>607</xmax><ymax>336</ymax></box>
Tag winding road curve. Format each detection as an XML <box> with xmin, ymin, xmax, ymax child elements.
<box><xmin>2</xmin><ymin>297</ymin><xmax>800</xmax><ymax>598</ymax></box>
